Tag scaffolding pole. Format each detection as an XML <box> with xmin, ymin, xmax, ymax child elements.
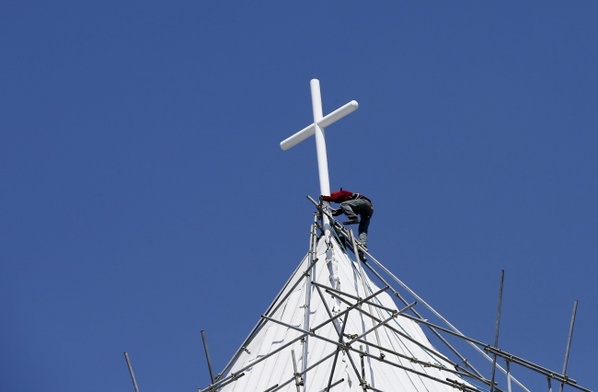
<box><xmin>490</xmin><ymin>270</ymin><xmax>505</xmax><ymax>392</ymax></box>
<box><xmin>560</xmin><ymin>300</ymin><xmax>579</xmax><ymax>392</ymax></box>
<box><xmin>201</xmin><ymin>330</ymin><xmax>216</xmax><ymax>384</ymax></box>
<box><xmin>123</xmin><ymin>352</ymin><xmax>140</xmax><ymax>392</ymax></box>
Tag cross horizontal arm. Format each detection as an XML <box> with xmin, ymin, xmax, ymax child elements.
<box><xmin>280</xmin><ymin>100</ymin><xmax>359</xmax><ymax>151</ymax></box>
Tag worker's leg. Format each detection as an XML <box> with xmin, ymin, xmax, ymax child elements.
<box><xmin>356</xmin><ymin>201</ymin><xmax>374</xmax><ymax>246</ymax></box>
<box><xmin>339</xmin><ymin>201</ymin><xmax>359</xmax><ymax>221</ymax></box>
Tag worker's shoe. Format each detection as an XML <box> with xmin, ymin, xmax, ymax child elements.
<box><xmin>331</xmin><ymin>208</ymin><xmax>343</xmax><ymax>216</ymax></box>
<box><xmin>358</xmin><ymin>244</ymin><xmax>368</xmax><ymax>262</ymax></box>
<box><xmin>343</xmin><ymin>218</ymin><xmax>359</xmax><ymax>225</ymax></box>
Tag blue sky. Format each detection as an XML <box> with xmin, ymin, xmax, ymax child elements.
<box><xmin>1</xmin><ymin>2</ymin><xmax>597</xmax><ymax>391</ymax></box>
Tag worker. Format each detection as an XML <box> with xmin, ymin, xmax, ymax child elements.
<box><xmin>320</xmin><ymin>189</ymin><xmax>374</xmax><ymax>247</ymax></box>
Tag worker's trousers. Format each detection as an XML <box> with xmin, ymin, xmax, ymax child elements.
<box><xmin>340</xmin><ymin>198</ymin><xmax>374</xmax><ymax>246</ymax></box>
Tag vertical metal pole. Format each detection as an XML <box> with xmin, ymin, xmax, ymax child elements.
<box><xmin>291</xmin><ymin>349</ymin><xmax>302</xmax><ymax>392</ymax></box>
<box><xmin>124</xmin><ymin>351</ymin><xmax>141</xmax><ymax>392</ymax></box>
<box><xmin>201</xmin><ymin>330</ymin><xmax>216</xmax><ymax>384</ymax></box>
<box><xmin>490</xmin><ymin>270</ymin><xmax>505</xmax><ymax>392</ymax></box>
<box><xmin>301</xmin><ymin>220</ymin><xmax>318</xmax><ymax>392</ymax></box>
<box><xmin>506</xmin><ymin>360</ymin><xmax>513</xmax><ymax>392</ymax></box>
<box><xmin>559</xmin><ymin>300</ymin><xmax>578</xmax><ymax>392</ymax></box>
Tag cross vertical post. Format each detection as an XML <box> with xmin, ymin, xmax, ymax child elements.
<box><xmin>310</xmin><ymin>80</ymin><xmax>330</xmax><ymax>196</ymax></box>
<box><xmin>280</xmin><ymin>79</ymin><xmax>359</xmax><ymax>198</ymax></box>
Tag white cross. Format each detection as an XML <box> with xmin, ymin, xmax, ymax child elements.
<box><xmin>280</xmin><ymin>79</ymin><xmax>359</xmax><ymax>197</ymax></box>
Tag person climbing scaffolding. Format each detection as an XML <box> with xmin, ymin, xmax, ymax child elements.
<box><xmin>320</xmin><ymin>188</ymin><xmax>374</xmax><ymax>248</ymax></box>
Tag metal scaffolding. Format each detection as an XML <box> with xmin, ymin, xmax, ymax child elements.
<box><xmin>198</xmin><ymin>199</ymin><xmax>591</xmax><ymax>392</ymax></box>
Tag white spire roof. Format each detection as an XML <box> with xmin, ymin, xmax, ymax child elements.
<box><xmin>202</xmin><ymin>229</ymin><xmax>483</xmax><ymax>391</ymax></box>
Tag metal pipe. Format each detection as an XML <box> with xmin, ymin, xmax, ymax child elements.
<box><xmin>560</xmin><ymin>300</ymin><xmax>578</xmax><ymax>392</ymax></box>
<box><xmin>490</xmin><ymin>270</ymin><xmax>505</xmax><ymax>392</ymax></box>
<box><xmin>301</xmin><ymin>214</ymin><xmax>318</xmax><ymax>391</ymax></box>
<box><xmin>201</xmin><ymin>330</ymin><xmax>216</xmax><ymax>384</ymax></box>
<box><xmin>123</xmin><ymin>352</ymin><xmax>140</xmax><ymax>392</ymax></box>
<box><xmin>506</xmin><ymin>360</ymin><xmax>513</xmax><ymax>392</ymax></box>
<box><xmin>291</xmin><ymin>349</ymin><xmax>301</xmax><ymax>392</ymax></box>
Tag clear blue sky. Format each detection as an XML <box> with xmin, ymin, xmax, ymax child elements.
<box><xmin>1</xmin><ymin>2</ymin><xmax>596</xmax><ymax>391</ymax></box>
